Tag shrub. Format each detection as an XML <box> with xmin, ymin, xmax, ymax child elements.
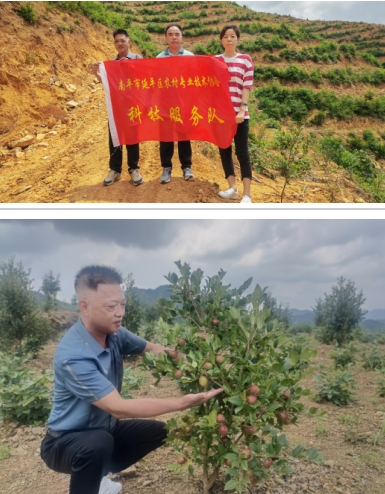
<box><xmin>310</xmin><ymin>111</ymin><xmax>326</xmax><ymax>126</ymax></box>
<box><xmin>16</xmin><ymin>4</ymin><xmax>39</xmax><ymax>25</ymax></box>
<box><xmin>0</xmin><ymin>352</ymin><xmax>53</xmax><ymax>425</ymax></box>
<box><xmin>272</xmin><ymin>126</ymin><xmax>312</xmax><ymax>202</ymax></box>
<box><xmin>142</xmin><ymin>263</ymin><xmax>321</xmax><ymax>494</ymax></box>
<box><xmin>288</xmin><ymin>322</ymin><xmax>314</xmax><ymax>335</ymax></box>
<box><xmin>362</xmin><ymin>347</ymin><xmax>385</xmax><ymax>370</ymax></box>
<box><xmin>120</xmin><ymin>366</ymin><xmax>147</xmax><ymax>399</ymax></box>
<box><xmin>314</xmin><ymin>367</ymin><xmax>356</xmax><ymax>406</ymax></box>
<box><xmin>0</xmin><ymin>257</ymin><xmax>52</xmax><ymax>357</ymax></box>
<box><xmin>330</xmin><ymin>344</ymin><xmax>356</xmax><ymax>368</ymax></box>
<box><xmin>314</xmin><ymin>326</ymin><xmax>334</xmax><ymax>345</ymax></box>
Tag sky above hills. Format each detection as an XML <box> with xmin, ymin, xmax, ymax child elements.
<box><xmin>0</xmin><ymin>220</ymin><xmax>384</xmax><ymax>311</ymax></box>
<box><xmin>238</xmin><ymin>1</ymin><xmax>385</xmax><ymax>24</ymax></box>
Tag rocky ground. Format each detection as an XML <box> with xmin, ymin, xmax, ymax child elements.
<box><xmin>0</xmin><ymin>336</ymin><xmax>384</xmax><ymax>494</ymax></box>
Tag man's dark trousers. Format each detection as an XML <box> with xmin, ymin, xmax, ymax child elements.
<box><xmin>41</xmin><ymin>420</ymin><xmax>166</xmax><ymax>494</ymax></box>
<box><xmin>160</xmin><ymin>141</ymin><xmax>192</xmax><ymax>169</ymax></box>
<box><xmin>109</xmin><ymin>127</ymin><xmax>140</xmax><ymax>173</ymax></box>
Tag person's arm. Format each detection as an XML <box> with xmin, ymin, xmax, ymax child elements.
<box><xmin>236</xmin><ymin>87</ymin><xmax>251</xmax><ymax>124</ymax></box>
<box><xmin>92</xmin><ymin>387</ymin><xmax>223</xmax><ymax>419</ymax></box>
<box><xmin>91</xmin><ymin>62</ymin><xmax>103</xmax><ymax>83</ymax></box>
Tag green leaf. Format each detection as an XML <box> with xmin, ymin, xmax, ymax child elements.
<box><xmin>226</xmin><ymin>469</ymin><xmax>239</xmax><ymax>477</ymax></box>
<box><xmin>268</xmin><ymin>402</ymin><xmax>282</xmax><ymax>412</ymax></box>
<box><xmin>292</xmin><ymin>445</ymin><xmax>305</xmax><ymax>457</ymax></box>
<box><xmin>208</xmin><ymin>409</ymin><xmax>217</xmax><ymax>427</ymax></box>
<box><xmin>271</xmin><ymin>363</ymin><xmax>281</xmax><ymax>373</ymax></box>
<box><xmin>224</xmin><ymin>479</ymin><xmax>238</xmax><ymax>491</ymax></box>
<box><xmin>290</xmin><ymin>352</ymin><xmax>299</xmax><ymax>365</ymax></box>
<box><xmin>300</xmin><ymin>348</ymin><xmax>312</xmax><ymax>361</ymax></box>
<box><xmin>282</xmin><ymin>358</ymin><xmax>292</xmax><ymax>371</ymax></box>
<box><xmin>225</xmin><ymin>453</ymin><xmax>239</xmax><ymax>461</ymax></box>
<box><xmin>229</xmin><ymin>307</ymin><xmax>240</xmax><ymax>320</ymax></box>
<box><xmin>228</xmin><ymin>396</ymin><xmax>243</xmax><ymax>406</ymax></box>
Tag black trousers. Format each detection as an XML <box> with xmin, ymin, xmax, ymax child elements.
<box><xmin>41</xmin><ymin>420</ymin><xmax>166</xmax><ymax>494</ymax></box>
<box><xmin>160</xmin><ymin>141</ymin><xmax>192</xmax><ymax>169</ymax></box>
<box><xmin>109</xmin><ymin>126</ymin><xmax>140</xmax><ymax>173</ymax></box>
<box><xmin>219</xmin><ymin>120</ymin><xmax>252</xmax><ymax>180</ymax></box>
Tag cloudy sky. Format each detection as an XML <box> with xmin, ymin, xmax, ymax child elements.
<box><xmin>0</xmin><ymin>219</ymin><xmax>384</xmax><ymax>311</ymax></box>
<box><xmin>237</xmin><ymin>1</ymin><xmax>385</xmax><ymax>24</ymax></box>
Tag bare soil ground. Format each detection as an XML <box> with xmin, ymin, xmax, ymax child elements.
<box><xmin>1</xmin><ymin>335</ymin><xmax>384</xmax><ymax>494</ymax></box>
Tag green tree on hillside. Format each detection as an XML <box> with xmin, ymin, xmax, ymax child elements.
<box><xmin>0</xmin><ymin>257</ymin><xmax>52</xmax><ymax>356</ymax></box>
<box><xmin>121</xmin><ymin>273</ymin><xmax>143</xmax><ymax>335</ymax></box>
<box><xmin>263</xmin><ymin>292</ymin><xmax>291</xmax><ymax>330</ymax></box>
<box><xmin>314</xmin><ymin>277</ymin><xmax>366</xmax><ymax>346</ymax></box>
<box><xmin>40</xmin><ymin>270</ymin><xmax>61</xmax><ymax>311</ymax></box>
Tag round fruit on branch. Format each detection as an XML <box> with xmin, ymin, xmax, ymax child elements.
<box><xmin>246</xmin><ymin>395</ymin><xmax>257</xmax><ymax>405</ymax></box>
<box><xmin>200</xmin><ymin>333</ymin><xmax>207</xmax><ymax>341</ymax></box>
<box><xmin>242</xmin><ymin>447</ymin><xmax>252</xmax><ymax>460</ymax></box>
<box><xmin>199</xmin><ymin>375</ymin><xmax>209</xmax><ymax>388</ymax></box>
<box><xmin>211</xmin><ymin>319</ymin><xmax>220</xmax><ymax>326</ymax></box>
<box><xmin>219</xmin><ymin>425</ymin><xmax>228</xmax><ymax>436</ymax></box>
<box><xmin>216</xmin><ymin>413</ymin><xmax>226</xmax><ymax>423</ymax></box>
<box><xmin>203</xmin><ymin>362</ymin><xmax>213</xmax><ymax>371</ymax></box>
<box><xmin>242</xmin><ymin>425</ymin><xmax>256</xmax><ymax>435</ymax></box>
<box><xmin>215</xmin><ymin>355</ymin><xmax>225</xmax><ymax>365</ymax></box>
<box><xmin>168</xmin><ymin>350</ymin><xmax>178</xmax><ymax>360</ymax></box>
<box><xmin>177</xmin><ymin>455</ymin><xmax>187</xmax><ymax>465</ymax></box>
<box><xmin>249</xmin><ymin>384</ymin><xmax>260</xmax><ymax>396</ymax></box>
<box><xmin>174</xmin><ymin>369</ymin><xmax>183</xmax><ymax>379</ymax></box>
<box><xmin>178</xmin><ymin>338</ymin><xmax>186</xmax><ymax>347</ymax></box>
<box><xmin>282</xmin><ymin>390</ymin><xmax>291</xmax><ymax>399</ymax></box>
<box><xmin>276</xmin><ymin>411</ymin><xmax>291</xmax><ymax>425</ymax></box>
<box><xmin>262</xmin><ymin>458</ymin><xmax>273</xmax><ymax>468</ymax></box>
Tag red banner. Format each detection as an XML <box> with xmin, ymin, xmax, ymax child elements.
<box><xmin>101</xmin><ymin>56</ymin><xmax>237</xmax><ymax>148</ymax></box>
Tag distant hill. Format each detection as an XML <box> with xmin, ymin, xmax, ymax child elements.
<box><xmin>289</xmin><ymin>309</ymin><xmax>315</xmax><ymax>324</ymax></box>
<box><xmin>289</xmin><ymin>307</ymin><xmax>385</xmax><ymax>332</ymax></box>
<box><xmin>132</xmin><ymin>285</ymin><xmax>171</xmax><ymax>305</ymax></box>
<box><xmin>365</xmin><ymin>309</ymin><xmax>385</xmax><ymax>320</ymax></box>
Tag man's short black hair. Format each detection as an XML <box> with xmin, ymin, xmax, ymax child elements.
<box><xmin>75</xmin><ymin>265</ymin><xmax>123</xmax><ymax>293</ymax></box>
<box><xmin>164</xmin><ymin>24</ymin><xmax>183</xmax><ymax>35</ymax></box>
<box><xmin>113</xmin><ymin>29</ymin><xmax>129</xmax><ymax>39</ymax></box>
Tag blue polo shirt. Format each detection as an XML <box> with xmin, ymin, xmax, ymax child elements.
<box><xmin>156</xmin><ymin>47</ymin><xmax>194</xmax><ymax>58</ymax></box>
<box><xmin>46</xmin><ymin>319</ymin><xmax>147</xmax><ymax>432</ymax></box>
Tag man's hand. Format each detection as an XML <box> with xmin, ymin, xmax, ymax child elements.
<box><xmin>181</xmin><ymin>388</ymin><xmax>223</xmax><ymax>409</ymax></box>
<box><xmin>91</xmin><ymin>62</ymin><xmax>103</xmax><ymax>82</ymax></box>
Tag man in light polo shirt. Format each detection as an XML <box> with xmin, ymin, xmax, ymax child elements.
<box><xmin>92</xmin><ymin>29</ymin><xmax>143</xmax><ymax>188</ymax></box>
<box><xmin>156</xmin><ymin>24</ymin><xmax>195</xmax><ymax>184</ymax></box>
<box><xmin>40</xmin><ymin>265</ymin><xmax>222</xmax><ymax>494</ymax></box>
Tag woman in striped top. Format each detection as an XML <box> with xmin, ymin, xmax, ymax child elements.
<box><xmin>216</xmin><ymin>25</ymin><xmax>254</xmax><ymax>204</ymax></box>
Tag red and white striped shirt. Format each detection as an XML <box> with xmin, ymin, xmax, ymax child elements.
<box><xmin>215</xmin><ymin>53</ymin><xmax>254</xmax><ymax>119</ymax></box>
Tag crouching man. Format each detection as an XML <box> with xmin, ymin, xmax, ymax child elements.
<box><xmin>41</xmin><ymin>265</ymin><xmax>222</xmax><ymax>494</ymax></box>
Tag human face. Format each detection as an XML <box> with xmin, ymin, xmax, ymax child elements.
<box><xmin>221</xmin><ymin>29</ymin><xmax>239</xmax><ymax>51</ymax></box>
<box><xmin>81</xmin><ymin>284</ymin><xmax>126</xmax><ymax>335</ymax></box>
<box><xmin>114</xmin><ymin>34</ymin><xmax>130</xmax><ymax>56</ymax></box>
<box><xmin>165</xmin><ymin>26</ymin><xmax>182</xmax><ymax>53</ymax></box>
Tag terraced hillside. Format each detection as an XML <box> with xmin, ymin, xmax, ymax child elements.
<box><xmin>0</xmin><ymin>1</ymin><xmax>384</xmax><ymax>203</ymax></box>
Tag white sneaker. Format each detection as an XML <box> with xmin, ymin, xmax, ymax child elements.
<box><xmin>240</xmin><ymin>195</ymin><xmax>252</xmax><ymax>204</ymax></box>
<box><xmin>129</xmin><ymin>168</ymin><xmax>143</xmax><ymax>186</ymax></box>
<box><xmin>103</xmin><ymin>170</ymin><xmax>121</xmax><ymax>186</ymax></box>
<box><xmin>99</xmin><ymin>476</ymin><xmax>122</xmax><ymax>494</ymax></box>
<box><xmin>218</xmin><ymin>187</ymin><xmax>238</xmax><ymax>200</ymax></box>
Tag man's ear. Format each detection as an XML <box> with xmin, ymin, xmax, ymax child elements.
<box><xmin>78</xmin><ymin>298</ymin><xmax>89</xmax><ymax>314</ymax></box>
